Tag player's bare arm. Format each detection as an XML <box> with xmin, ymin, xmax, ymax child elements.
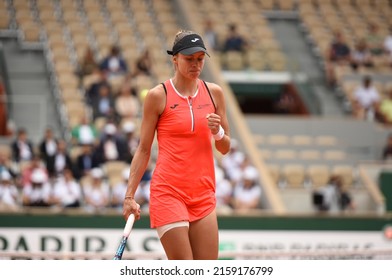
<box><xmin>122</xmin><ymin>85</ymin><xmax>165</xmax><ymax>221</ymax></box>
<box><xmin>205</xmin><ymin>82</ymin><xmax>230</xmax><ymax>155</ymax></box>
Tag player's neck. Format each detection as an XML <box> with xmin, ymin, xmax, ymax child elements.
<box><xmin>171</xmin><ymin>77</ymin><xmax>198</xmax><ymax>97</ymax></box>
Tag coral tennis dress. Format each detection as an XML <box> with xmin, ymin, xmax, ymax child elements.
<box><xmin>149</xmin><ymin>79</ymin><xmax>217</xmax><ymax>228</ymax></box>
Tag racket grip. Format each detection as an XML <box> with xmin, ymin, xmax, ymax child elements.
<box><xmin>123</xmin><ymin>214</ymin><xmax>135</xmax><ymax>237</ymax></box>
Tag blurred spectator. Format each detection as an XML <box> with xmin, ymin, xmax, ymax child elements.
<box><xmin>223</xmin><ymin>24</ymin><xmax>247</xmax><ymax>53</ymax></box>
<box><xmin>21</xmin><ymin>155</ymin><xmax>48</xmax><ymax>187</ymax></box>
<box><xmin>382</xmin><ymin>133</ymin><xmax>392</xmax><ymax>160</ymax></box>
<box><xmin>121</xmin><ymin>121</ymin><xmax>139</xmax><ymax>164</ymax></box>
<box><xmin>115</xmin><ymin>85</ymin><xmax>140</xmax><ymax>121</ymax></box>
<box><xmin>274</xmin><ymin>90</ymin><xmax>297</xmax><ymax>114</ymax></box>
<box><xmin>312</xmin><ymin>175</ymin><xmax>354</xmax><ymax>213</ymax></box>
<box><xmin>83</xmin><ymin>167</ymin><xmax>110</xmax><ymax>212</ymax></box>
<box><xmin>352</xmin><ymin>75</ymin><xmax>380</xmax><ymax>120</ymax></box>
<box><xmin>91</xmin><ymin>83</ymin><xmax>115</xmax><ymax>121</ymax></box>
<box><xmin>134</xmin><ymin>169</ymin><xmax>151</xmax><ymax>211</ymax></box>
<box><xmin>111</xmin><ymin>167</ymin><xmax>129</xmax><ymax>209</ymax></box>
<box><xmin>39</xmin><ymin>127</ymin><xmax>57</xmax><ymax>160</ymax></box>
<box><xmin>366</xmin><ymin>23</ymin><xmax>384</xmax><ymax>56</ymax></box>
<box><xmin>119</xmin><ymin>72</ymin><xmax>136</xmax><ymax>96</ymax></box>
<box><xmin>71</xmin><ymin>115</ymin><xmax>98</xmax><ymax>146</ymax></box>
<box><xmin>111</xmin><ymin>166</ymin><xmax>151</xmax><ymax>211</ymax></box>
<box><xmin>11</xmin><ymin>128</ymin><xmax>34</xmax><ymax>163</ymax></box>
<box><xmin>221</xmin><ymin>139</ymin><xmax>245</xmax><ymax>183</ymax></box>
<box><xmin>39</xmin><ymin>127</ymin><xmax>58</xmax><ymax>175</ymax></box>
<box><xmin>376</xmin><ymin>89</ymin><xmax>392</xmax><ymax>125</ymax></box>
<box><xmin>215</xmin><ymin>166</ymin><xmax>233</xmax><ymax>213</ymax></box>
<box><xmin>0</xmin><ymin>170</ymin><xmax>19</xmax><ymax>209</ymax></box>
<box><xmin>350</xmin><ymin>39</ymin><xmax>374</xmax><ymax>71</ymax></box>
<box><xmin>46</xmin><ymin>140</ymin><xmax>73</xmax><ymax>178</ymax></box>
<box><xmin>51</xmin><ymin>168</ymin><xmax>82</xmax><ymax>208</ymax></box>
<box><xmin>77</xmin><ymin>46</ymin><xmax>98</xmax><ymax>80</ymax></box>
<box><xmin>135</xmin><ymin>49</ymin><xmax>153</xmax><ymax>76</ymax></box>
<box><xmin>203</xmin><ymin>19</ymin><xmax>219</xmax><ymax>51</ymax></box>
<box><xmin>0</xmin><ymin>150</ymin><xmax>17</xmax><ymax>180</ymax></box>
<box><xmin>74</xmin><ymin>144</ymin><xmax>100</xmax><ymax>180</ymax></box>
<box><xmin>99</xmin><ymin>45</ymin><xmax>128</xmax><ymax>79</ymax></box>
<box><xmin>232</xmin><ymin>166</ymin><xmax>262</xmax><ymax>211</ymax></box>
<box><xmin>96</xmin><ymin>123</ymin><xmax>127</xmax><ymax>164</ymax></box>
<box><xmin>86</xmin><ymin>69</ymin><xmax>111</xmax><ymax>106</ymax></box>
<box><xmin>384</xmin><ymin>26</ymin><xmax>392</xmax><ymax>67</ymax></box>
<box><xmin>22</xmin><ymin>169</ymin><xmax>51</xmax><ymax>207</ymax></box>
<box><xmin>325</xmin><ymin>31</ymin><xmax>351</xmax><ymax>87</ymax></box>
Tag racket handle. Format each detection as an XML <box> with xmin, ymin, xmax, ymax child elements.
<box><xmin>123</xmin><ymin>213</ymin><xmax>135</xmax><ymax>237</ymax></box>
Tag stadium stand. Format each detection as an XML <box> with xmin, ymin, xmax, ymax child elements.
<box><xmin>0</xmin><ymin>0</ymin><xmax>391</xmax><ymax>218</ymax></box>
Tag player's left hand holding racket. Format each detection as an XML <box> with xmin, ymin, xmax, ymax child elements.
<box><xmin>113</xmin><ymin>213</ymin><xmax>135</xmax><ymax>260</ymax></box>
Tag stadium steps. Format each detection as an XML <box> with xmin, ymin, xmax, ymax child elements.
<box><xmin>267</xmin><ymin>17</ymin><xmax>345</xmax><ymax>117</ymax></box>
<box><xmin>280</xmin><ymin>187</ymin><xmax>378</xmax><ymax>213</ymax></box>
<box><xmin>246</xmin><ymin>115</ymin><xmax>388</xmax><ymax>214</ymax></box>
<box><xmin>246</xmin><ymin>115</ymin><xmax>388</xmax><ymax>172</ymax></box>
<box><xmin>0</xmin><ymin>36</ymin><xmax>62</xmax><ymax>143</ymax></box>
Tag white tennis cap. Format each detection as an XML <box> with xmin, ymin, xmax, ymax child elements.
<box><xmin>0</xmin><ymin>170</ymin><xmax>12</xmax><ymax>181</ymax></box>
<box><xmin>31</xmin><ymin>169</ymin><xmax>47</xmax><ymax>184</ymax></box>
<box><xmin>104</xmin><ymin>123</ymin><xmax>117</xmax><ymax>135</ymax></box>
<box><xmin>122</xmin><ymin>121</ymin><xmax>136</xmax><ymax>133</ymax></box>
<box><xmin>91</xmin><ymin>168</ymin><xmax>103</xmax><ymax>179</ymax></box>
<box><xmin>242</xmin><ymin>166</ymin><xmax>258</xmax><ymax>181</ymax></box>
<box><xmin>122</xmin><ymin>167</ymin><xmax>130</xmax><ymax>179</ymax></box>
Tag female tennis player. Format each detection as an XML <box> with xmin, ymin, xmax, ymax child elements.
<box><xmin>123</xmin><ymin>30</ymin><xmax>231</xmax><ymax>260</ymax></box>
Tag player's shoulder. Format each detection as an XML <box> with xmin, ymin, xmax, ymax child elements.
<box><xmin>143</xmin><ymin>83</ymin><xmax>167</xmax><ymax>114</ymax></box>
<box><xmin>146</xmin><ymin>83</ymin><xmax>166</xmax><ymax>101</ymax></box>
<box><xmin>202</xmin><ymin>81</ymin><xmax>223</xmax><ymax>94</ymax></box>
<box><xmin>149</xmin><ymin>83</ymin><xmax>166</xmax><ymax>95</ymax></box>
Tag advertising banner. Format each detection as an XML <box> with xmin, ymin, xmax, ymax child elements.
<box><xmin>1</xmin><ymin>227</ymin><xmax>391</xmax><ymax>257</ymax></box>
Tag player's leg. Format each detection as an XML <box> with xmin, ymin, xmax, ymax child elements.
<box><xmin>159</xmin><ymin>223</ymin><xmax>193</xmax><ymax>260</ymax></box>
<box><xmin>189</xmin><ymin>209</ymin><xmax>218</xmax><ymax>260</ymax></box>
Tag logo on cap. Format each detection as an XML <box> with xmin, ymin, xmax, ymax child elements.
<box><xmin>167</xmin><ymin>34</ymin><xmax>209</xmax><ymax>56</ymax></box>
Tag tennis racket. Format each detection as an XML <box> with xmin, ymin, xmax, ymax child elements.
<box><xmin>113</xmin><ymin>214</ymin><xmax>135</xmax><ymax>260</ymax></box>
